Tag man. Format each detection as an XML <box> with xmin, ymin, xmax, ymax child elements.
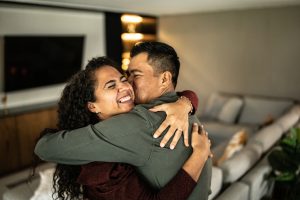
<box><xmin>35</xmin><ymin>42</ymin><xmax>212</xmax><ymax>200</ymax></box>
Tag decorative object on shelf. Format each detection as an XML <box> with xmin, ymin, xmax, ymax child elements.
<box><xmin>267</xmin><ymin>127</ymin><xmax>300</xmax><ymax>200</ymax></box>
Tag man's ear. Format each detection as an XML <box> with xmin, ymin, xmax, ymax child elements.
<box><xmin>87</xmin><ymin>102</ymin><xmax>97</xmax><ymax>113</ymax></box>
<box><xmin>161</xmin><ymin>71</ymin><xmax>172</xmax><ymax>86</ymax></box>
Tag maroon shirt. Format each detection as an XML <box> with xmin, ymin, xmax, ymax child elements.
<box><xmin>77</xmin><ymin>162</ymin><xmax>196</xmax><ymax>200</ymax></box>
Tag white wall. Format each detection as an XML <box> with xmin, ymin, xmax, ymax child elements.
<box><xmin>159</xmin><ymin>6</ymin><xmax>300</xmax><ymax>113</ymax></box>
<box><xmin>0</xmin><ymin>5</ymin><xmax>105</xmax><ymax>110</ymax></box>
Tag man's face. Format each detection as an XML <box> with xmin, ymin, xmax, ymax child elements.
<box><xmin>128</xmin><ymin>53</ymin><xmax>162</xmax><ymax>104</ymax></box>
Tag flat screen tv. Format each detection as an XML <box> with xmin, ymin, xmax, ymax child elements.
<box><xmin>4</xmin><ymin>36</ymin><xmax>84</xmax><ymax>92</ymax></box>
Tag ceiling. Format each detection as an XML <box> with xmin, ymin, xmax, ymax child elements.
<box><xmin>4</xmin><ymin>0</ymin><xmax>300</xmax><ymax>16</ymax></box>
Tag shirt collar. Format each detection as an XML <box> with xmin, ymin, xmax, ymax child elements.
<box><xmin>138</xmin><ymin>91</ymin><xmax>178</xmax><ymax>109</ymax></box>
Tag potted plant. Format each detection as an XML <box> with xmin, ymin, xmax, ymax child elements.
<box><xmin>267</xmin><ymin>127</ymin><xmax>300</xmax><ymax>200</ymax></box>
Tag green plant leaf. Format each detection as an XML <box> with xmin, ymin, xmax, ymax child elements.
<box><xmin>275</xmin><ymin>172</ymin><xmax>295</xmax><ymax>181</ymax></box>
<box><xmin>296</xmin><ymin>127</ymin><xmax>300</xmax><ymax>147</ymax></box>
<box><xmin>268</xmin><ymin>150</ymin><xmax>298</xmax><ymax>172</ymax></box>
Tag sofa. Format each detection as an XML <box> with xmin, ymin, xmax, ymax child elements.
<box><xmin>1</xmin><ymin>93</ymin><xmax>299</xmax><ymax>200</ymax></box>
<box><xmin>199</xmin><ymin>92</ymin><xmax>300</xmax><ymax>200</ymax></box>
<box><xmin>0</xmin><ymin>163</ymin><xmax>55</xmax><ymax>200</ymax></box>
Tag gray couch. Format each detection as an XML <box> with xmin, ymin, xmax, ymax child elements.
<box><xmin>0</xmin><ymin>163</ymin><xmax>55</xmax><ymax>200</ymax></box>
<box><xmin>200</xmin><ymin>93</ymin><xmax>300</xmax><ymax>200</ymax></box>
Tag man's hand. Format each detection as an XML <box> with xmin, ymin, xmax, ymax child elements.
<box><xmin>149</xmin><ymin>97</ymin><xmax>193</xmax><ymax>149</ymax></box>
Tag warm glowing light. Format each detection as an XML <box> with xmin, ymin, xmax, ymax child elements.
<box><xmin>121</xmin><ymin>33</ymin><xmax>144</xmax><ymax>41</ymax></box>
<box><xmin>122</xmin><ymin>64</ymin><xmax>128</xmax><ymax>71</ymax></box>
<box><xmin>122</xmin><ymin>52</ymin><xmax>130</xmax><ymax>58</ymax></box>
<box><xmin>121</xmin><ymin>15</ymin><xmax>143</xmax><ymax>23</ymax></box>
<box><xmin>122</xmin><ymin>58</ymin><xmax>130</xmax><ymax>66</ymax></box>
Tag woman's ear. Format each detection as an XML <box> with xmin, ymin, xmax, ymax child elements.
<box><xmin>87</xmin><ymin>102</ymin><xmax>97</xmax><ymax>113</ymax></box>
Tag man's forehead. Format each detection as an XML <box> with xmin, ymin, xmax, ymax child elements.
<box><xmin>128</xmin><ymin>57</ymin><xmax>153</xmax><ymax>72</ymax></box>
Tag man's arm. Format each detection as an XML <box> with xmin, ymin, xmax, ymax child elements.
<box><xmin>35</xmin><ymin>110</ymin><xmax>155</xmax><ymax>166</ymax></box>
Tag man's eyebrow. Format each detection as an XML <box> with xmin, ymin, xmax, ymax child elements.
<box><xmin>129</xmin><ymin>69</ymin><xmax>142</xmax><ymax>73</ymax></box>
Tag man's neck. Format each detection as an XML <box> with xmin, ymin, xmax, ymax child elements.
<box><xmin>160</xmin><ymin>85</ymin><xmax>175</xmax><ymax>97</ymax></box>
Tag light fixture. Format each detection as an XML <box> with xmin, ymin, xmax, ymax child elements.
<box><xmin>121</xmin><ymin>33</ymin><xmax>144</xmax><ymax>41</ymax></box>
<box><xmin>121</xmin><ymin>15</ymin><xmax>143</xmax><ymax>24</ymax></box>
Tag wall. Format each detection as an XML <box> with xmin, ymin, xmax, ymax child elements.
<box><xmin>159</xmin><ymin>6</ymin><xmax>300</xmax><ymax>113</ymax></box>
<box><xmin>0</xmin><ymin>5</ymin><xmax>105</xmax><ymax>111</ymax></box>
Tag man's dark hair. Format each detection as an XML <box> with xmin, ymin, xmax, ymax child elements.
<box><xmin>130</xmin><ymin>41</ymin><xmax>180</xmax><ymax>88</ymax></box>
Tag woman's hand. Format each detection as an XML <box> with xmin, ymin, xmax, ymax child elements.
<box><xmin>191</xmin><ymin>123</ymin><xmax>212</xmax><ymax>158</ymax></box>
<box><xmin>182</xmin><ymin>123</ymin><xmax>212</xmax><ymax>182</ymax></box>
<box><xmin>149</xmin><ymin>96</ymin><xmax>193</xmax><ymax>149</ymax></box>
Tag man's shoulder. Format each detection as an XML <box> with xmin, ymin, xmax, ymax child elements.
<box><xmin>105</xmin><ymin>105</ymin><xmax>153</xmax><ymax>124</ymax></box>
<box><xmin>92</xmin><ymin>106</ymin><xmax>163</xmax><ymax>138</ymax></box>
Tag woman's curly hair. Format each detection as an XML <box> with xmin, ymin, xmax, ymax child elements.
<box><xmin>41</xmin><ymin>57</ymin><xmax>121</xmax><ymax>200</ymax></box>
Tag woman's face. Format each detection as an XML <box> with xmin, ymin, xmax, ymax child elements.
<box><xmin>88</xmin><ymin>66</ymin><xmax>135</xmax><ymax>120</ymax></box>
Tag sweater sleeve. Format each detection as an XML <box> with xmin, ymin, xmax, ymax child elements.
<box><xmin>137</xmin><ymin>169</ymin><xmax>197</xmax><ymax>200</ymax></box>
<box><xmin>79</xmin><ymin>162</ymin><xmax>197</xmax><ymax>200</ymax></box>
<box><xmin>34</xmin><ymin>111</ymin><xmax>153</xmax><ymax>166</ymax></box>
<box><xmin>177</xmin><ymin>90</ymin><xmax>199</xmax><ymax>114</ymax></box>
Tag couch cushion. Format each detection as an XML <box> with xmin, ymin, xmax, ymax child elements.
<box><xmin>30</xmin><ymin>168</ymin><xmax>55</xmax><ymax>200</ymax></box>
<box><xmin>209</xmin><ymin>167</ymin><xmax>223</xmax><ymax>200</ymax></box>
<box><xmin>215</xmin><ymin>129</ymin><xmax>248</xmax><ymax>166</ymax></box>
<box><xmin>203</xmin><ymin>121</ymin><xmax>258</xmax><ymax>147</ymax></box>
<box><xmin>276</xmin><ymin>105</ymin><xmax>300</xmax><ymax>132</ymax></box>
<box><xmin>214</xmin><ymin>182</ymin><xmax>250</xmax><ymax>200</ymax></box>
<box><xmin>220</xmin><ymin>142</ymin><xmax>263</xmax><ymax>183</ymax></box>
<box><xmin>241</xmin><ymin>156</ymin><xmax>272</xmax><ymax>200</ymax></box>
<box><xmin>238</xmin><ymin>97</ymin><xmax>294</xmax><ymax>125</ymax></box>
<box><xmin>249</xmin><ymin>124</ymin><xmax>283</xmax><ymax>153</ymax></box>
<box><xmin>202</xmin><ymin>93</ymin><xmax>229</xmax><ymax>120</ymax></box>
<box><xmin>3</xmin><ymin>178</ymin><xmax>40</xmax><ymax>200</ymax></box>
<box><xmin>0</xmin><ymin>163</ymin><xmax>55</xmax><ymax>200</ymax></box>
<box><xmin>217</xmin><ymin>97</ymin><xmax>243</xmax><ymax>123</ymax></box>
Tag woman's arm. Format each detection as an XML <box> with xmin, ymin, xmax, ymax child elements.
<box><xmin>139</xmin><ymin>123</ymin><xmax>211</xmax><ymax>200</ymax></box>
<box><xmin>149</xmin><ymin>90</ymin><xmax>199</xmax><ymax>149</ymax></box>
<box><xmin>80</xmin><ymin>123</ymin><xmax>211</xmax><ymax>200</ymax></box>
<box><xmin>182</xmin><ymin>123</ymin><xmax>211</xmax><ymax>182</ymax></box>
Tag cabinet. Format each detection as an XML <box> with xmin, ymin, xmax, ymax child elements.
<box><xmin>0</xmin><ymin>106</ymin><xmax>57</xmax><ymax>177</ymax></box>
<box><xmin>0</xmin><ymin>116</ymin><xmax>19</xmax><ymax>175</ymax></box>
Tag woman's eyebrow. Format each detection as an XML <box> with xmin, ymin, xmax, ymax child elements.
<box><xmin>104</xmin><ymin>80</ymin><xmax>115</xmax><ymax>87</ymax></box>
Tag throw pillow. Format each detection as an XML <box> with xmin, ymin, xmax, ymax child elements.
<box><xmin>217</xmin><ymin>97</ymin><xmax>243</xmax><ymax>123</ymax></box>
<box><xmin>202</xmin><ymin>93</ymin><xmax>229</xmax><ymax>119</ymax></box>
<box><xmin>30</xmin><ymin>168</ymin><xmax>56</xmax><ymax>200</ymax></box>
<box><xmin>238</xmin><ymin>97</ymin><xmax>293</xmax><ymax>125</ymax></box>
<box><xmin>215</xmin><ymin>129</ymin><xmax>248</xmax><ymax>166</ymax></box>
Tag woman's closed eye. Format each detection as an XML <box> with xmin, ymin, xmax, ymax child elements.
<box><xmin>105</xmin><ymin>80</ymin><xmax>116</xmax><ymax>89</ymax></box>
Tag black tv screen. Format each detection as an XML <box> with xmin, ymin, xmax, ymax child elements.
<box><xmin>4</xmin><ymin>36</ymin><xmax>84</xmax><ymax>92</ymax></box>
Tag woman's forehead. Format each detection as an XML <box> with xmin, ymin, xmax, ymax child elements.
<box><xmin>96</xmin><ymin>66</ymin><xmax>122</xmax><ymax>81</ymax></box>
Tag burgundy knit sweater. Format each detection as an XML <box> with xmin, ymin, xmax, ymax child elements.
<box><xmin>78</xmin><ymin>162</ymin><xmax>196</xmax><ymax>200</ymax></box>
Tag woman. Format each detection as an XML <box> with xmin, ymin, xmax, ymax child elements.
<box><xmin>46</xmin><ymin>57</ymin><xmax>211</xmax><ymax>200</ymax></box>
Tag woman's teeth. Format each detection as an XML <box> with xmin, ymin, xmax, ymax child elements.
<box><xmin>119</xmin><ymin>96</ymin><xmax>131</xmax><ymax>103</ymax></box>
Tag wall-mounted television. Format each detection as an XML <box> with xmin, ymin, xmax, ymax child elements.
<box><xmin>4</xmin><ymin>36</ymin><xmax>84</xmax><ymax>92</ymax></box>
